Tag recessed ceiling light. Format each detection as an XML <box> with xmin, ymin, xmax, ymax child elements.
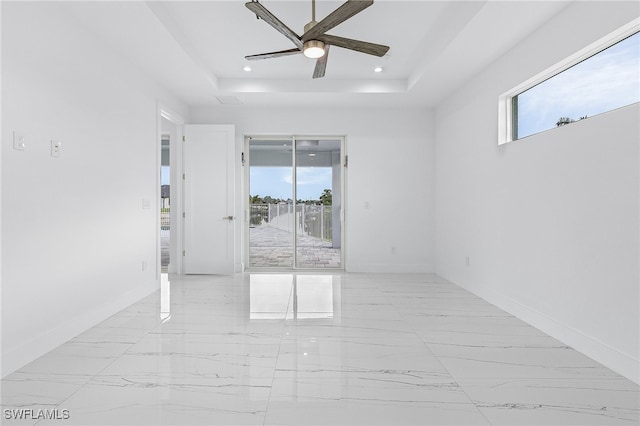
<box><xmin>243</xmin><ymin>66</ymin><xmax>252</xmax><ymax>72</ymax></box>
<box><xmin>374</xmin><ymin>67</ymin><xmax>383</xmax><ymax>73</ymax></box>
<box><xmin>308</xmin><ymin>153</ymin><xmax>316</xmax><ymax>157</ymax></box>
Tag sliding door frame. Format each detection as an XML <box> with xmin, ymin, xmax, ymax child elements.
<box><xmin>244</xmin><ymin>134</ymin><xmax>346</xmax><ymax>271</ymax></box>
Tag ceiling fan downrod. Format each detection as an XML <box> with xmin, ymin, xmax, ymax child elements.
<box><xmin>303</xmin><ymin>0</ymin><xmax>325</xmax><ymax>58</ymax></box>
<box><xmin>306</xmin><ymin>0</ymin><xmax>318</xmax><ymax>32</ymax></box>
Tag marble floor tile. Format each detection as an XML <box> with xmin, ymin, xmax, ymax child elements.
<box><xmin>266</xmin><ymin>368</ymin><xmax>489</xmax><ymax>425</ymax></box>
<box><xmin>431</xmin><ymin>344</ymin><xmax>619</xmax><ymax>380</ymax></box>
<box><xmin>38</xmin><ymin>375</ymin><xmax>270</xmax><ymax>426</ymax></box>
<box><xmin>265</xmin><ymin>384</ymin><xmax>490</xmax><ymax>426</ymax></box>
<box><xmin>458</xmin><ymin>378</ymin><xmax>639</xmax><ymax>425</ymax></box>
<box><xmin>1</xmin><ymin>273</ymin><xmax>637</xmax><ymax>425</ymax></box>
<box><xmin>1</xmin><ymin>371</ymin><xmax>88</xmax><ymax>410</ymax></box>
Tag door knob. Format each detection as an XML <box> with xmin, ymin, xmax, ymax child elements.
<box><xmin>223</xmin><ymin>215</ymin><xmax>235</xmax><ymax>220</ymax></box>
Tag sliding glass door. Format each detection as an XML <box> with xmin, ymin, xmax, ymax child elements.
<box><xmin>248</xmin><ymin>139</ymin><xmax>294</xmax><ymax>268</ymax></box>
<box><xmin>247</xmin><ymin>136</ymin><xmax>343</xmax><ymax>269</ymax></box>
<box><xmin>294</xmin><ymin>139</ymin><xmax>342</xmax><ymax>268</ymax></box>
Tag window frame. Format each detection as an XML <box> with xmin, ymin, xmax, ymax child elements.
<box><xmin>498</xmin><ymin>18</ymin><xmax>640</xmax><ymax>145</ymax></box>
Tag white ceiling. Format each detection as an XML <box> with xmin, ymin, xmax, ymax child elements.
<box><xmin>60</xmin><ymin>0</ymin><xmax>571</xmax><ymax>108</ymax></box>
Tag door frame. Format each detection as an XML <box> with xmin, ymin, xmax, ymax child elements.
<box><xmin>243</xmin><ymin>134</ymin><xmax>347</xmax><ymax>271</ymax></box>
<box><xmin>157</xmin><ymin>104</ymin><xmax>185</xmax><ymax>276</ymax></box>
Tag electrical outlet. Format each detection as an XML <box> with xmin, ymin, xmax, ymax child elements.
<box><xmin>13</xmin><ymin>131</ymin><xmax>25</xmax><ymax>151</ymax></box>
<box><xmin>391</xmin><ymin>246</ymin><xmax>397</xmax><ymax>255</ymax></box>
<box><xmin>51</xmin><ymin>140</ymin><xmax>62</xmax><ymax>157</ymax></box>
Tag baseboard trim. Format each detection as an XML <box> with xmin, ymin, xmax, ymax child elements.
<box><xmin>450</xmin><ymin>277</ymin><xmax>639</xmax><ymax>385</ymax></box>
<box><xmin>1</xmin><ymin>280</ymin><xmax>159</xmax><ymax>378</ymax></box>
<box><xmin>347</xmin><ymin>263</ymin><xmax>434</xmax><ymax>273</ymax></box>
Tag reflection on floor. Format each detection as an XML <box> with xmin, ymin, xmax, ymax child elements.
<box><xmin>1</xmin><ymin>273</ymin><xmax>638</xmax><ymax>425</ymax></box>
<box><xmin>249</xmin><ymin>225</ymin><xmax>341</xmax><ymax>268</ymax></box>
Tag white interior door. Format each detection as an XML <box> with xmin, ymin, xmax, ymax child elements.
<box><xmin>183</xmin><ymin>124</ymin><xmax>235</xmax><ymax>274</ymax></box>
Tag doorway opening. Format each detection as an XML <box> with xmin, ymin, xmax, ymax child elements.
<box><xmin>160</xmin><ymin>133</ymin><xmax>171</xmax><ymax>273</ymax></box>
<box><xmin>158</xmin><ymin>107</ymin><xmax>184</xmax><ymax>277</ymax></box>
<box><xmin>246</xmin><ymin>136</ymin><xmax>344</xmax><ymax>269</ymax></box>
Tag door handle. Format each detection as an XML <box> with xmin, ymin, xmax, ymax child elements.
<box><xmin>223</xmin><ymin>216</ymin><xmax>235</xmax><ymax>221</ymax></box>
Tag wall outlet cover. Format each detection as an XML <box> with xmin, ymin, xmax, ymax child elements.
<box><xmin>51</xmin><ymin>140</ymin><xmax>62</xmax><ymax>157</ymax></box>
<box><xmin>13</xmin><ymin>132</ymin><xmax>25</xmax><ymax>151</ymax></box>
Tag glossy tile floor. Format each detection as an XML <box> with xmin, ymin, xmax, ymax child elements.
<box><xmin>1</xmin><ymin>273</ymin><xmax>638</xmax><ymax>425</ymax></box>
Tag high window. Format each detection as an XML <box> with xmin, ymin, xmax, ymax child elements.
<box><xmin>499</xmin><ymin>21</ymin><xmax>639</xmax><ymax>144</ymax></box>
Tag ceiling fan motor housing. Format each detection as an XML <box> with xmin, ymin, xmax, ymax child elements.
<box><xmin>302</xmin><ymin>21</ymin><xmax>325</xmax><ymax>58</ymax></box>
<box><xmin>304</xmin><ymin>20</ymin><xmax>317</xmax><ymax>33</ymax></box>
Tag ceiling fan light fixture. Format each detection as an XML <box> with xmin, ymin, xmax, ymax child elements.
<box><xmin>303</xmin><ymin>40</ymin><xmax>325</xmax><ymax>59</ymax></box>
<box><xmin>245</xmin><ymin>0</ymin><xmax>388</xmax><ymax>78</ymax></box>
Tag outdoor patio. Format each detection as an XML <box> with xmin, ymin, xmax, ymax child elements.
<box><xmin>249</xmin><ymin>224</ymin><xmax>341</xmax><ymax>268</ymax></box>
<box><xmin>160</xmin><ymin>223</ymin><xmax>341</xmax><ymax>271</ymax></box>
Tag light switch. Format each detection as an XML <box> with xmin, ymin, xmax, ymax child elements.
<box><xmin>51</xmin><ymin>140</ymin><xmax>62</xmax><ymax>157</ymax></box>
<box><xmin>142</xmin><ymin>199</ymin><xmax>151</xmax><ymax>209</ymax></box>
<box><xmin>13</xmin><ymin>131</ymin><xmax>25</xmax><ymax>151</ymax></box>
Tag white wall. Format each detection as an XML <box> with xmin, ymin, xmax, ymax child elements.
<box><xmin>189</xmin><ymin>106</ymin><xmax>435</xmax><ymax>273</ymax></box>
<box><xmin>1</xmin><ymin>3</ymin><xmax>188</xmax><ymax>376</ymax></box>
<box><xmin>434</xmin><ymin>1</ymin><xmax>639</xmax><ymax>383</ymax></box>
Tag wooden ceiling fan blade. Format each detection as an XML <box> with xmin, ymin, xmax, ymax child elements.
<box><xmin>313</xmin><ymin>45</ymin><xmax>330</xmax><ymax>79</ymax></box>
<box><xmin>302</xmin><ymin>0</ymin><xmax>373</xmax><ymax>42</ymax></box>
<box><xmin>318</xmin><ymin>34</ymin><xmax>388</xmax><ymax>57</ymax></box>
<box><xmin>245</xmin><ymin>1</ymin><xmax>303</xmax><ymax>49</ymax></box>
<box><xmin>245</xmin><ymin>48</ymin><xmax>302</xmax><ymax>60</ymax></box>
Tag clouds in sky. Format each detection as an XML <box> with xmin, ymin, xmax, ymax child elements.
<box><xmin>517</xmin><ymin>32</ymin><xmax>639</xmax><ymax>139</ymax></box>
<box><xmin>284</xmin><ymin>167</ymin><xmax>332</xmax><ymax>186</ymax></box>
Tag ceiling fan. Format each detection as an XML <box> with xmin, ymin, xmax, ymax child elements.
<box><xmin>245</xmin><ymin>0</ymin><xmax>390</xmax><ymax>79</ymax></box>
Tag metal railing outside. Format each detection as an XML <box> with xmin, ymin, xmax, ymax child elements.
<box><xmin>160</xmin><ymin>208</ymin><xmax>170</xmax><ymax>238</ymax></box>
<box><xmin>250</xmin><ymin>203</ymin><xmax>332</xmax><ymax>242</ymax></box>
